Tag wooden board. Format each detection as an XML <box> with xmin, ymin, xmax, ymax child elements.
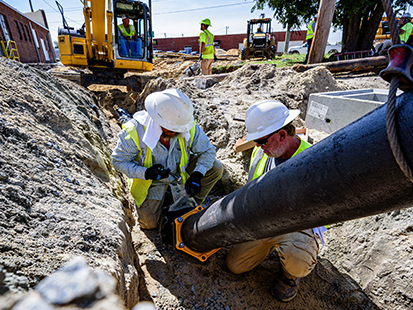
<box><xmin>234</xmin><ymin>128</ymin><xmax>308</xmax><ymax>153</ymax></box>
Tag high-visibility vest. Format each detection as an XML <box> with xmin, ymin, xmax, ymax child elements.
<box><xmin>306</xmin><ymin>20</ymin><xmax>316</xmax><ymax>40</ymax></box>
<box><xmin>121</xmin><ymin>120</ymin><xmax>196</xmax><ymax>206</ymax></box>
<box><xmin>248</xmin><ymin>137</ymin><xmax>311</xmax><ymax>182</ymax></box>
<box><xmin>118</xmin><ymin>24</ymin><xmax>136</xmax><ymax>39</ymax></box>
<box><xmin>400</xmin><ymin>22</ymin><xmax>413</xmax><ymax>43</ymax></box>
<box><xmin>199</xmin><ymin>29</ymin><xmax>214</xmax><ymax>59</ymax></box>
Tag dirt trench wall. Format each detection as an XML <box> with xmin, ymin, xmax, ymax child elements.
<box><xmin>0</xmin><ymin>58</ymin><xmax>139</xmax><ymax>308</ymax></box>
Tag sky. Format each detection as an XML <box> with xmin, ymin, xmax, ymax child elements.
<box><xmin>8</xmin><ymin>0</ymin><xmax>345</xmax><ymax>45</ymax></box>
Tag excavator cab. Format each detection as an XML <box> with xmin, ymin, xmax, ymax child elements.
<box><xmin>57</xmin><ymin>0</ymin><xmax>153</xmax><ymax>81</ymax></box>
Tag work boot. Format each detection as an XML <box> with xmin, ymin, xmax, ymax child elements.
<box><xmin>270</xmin><ymin>273</ymin><xmax>300</xmax><ymax>302</ymax></box>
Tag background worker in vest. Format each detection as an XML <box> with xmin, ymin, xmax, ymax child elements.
<box><xmin>118</xmin><ymin>15</ymin><xmax>142</xmax><ymax>57</ymax></box>
<box><xmin>111</xmin><ymin>89</ymin><xmax>223</xmax><ymax>230</ymax></box>
<box><xmin>374</xmin><ymin>12</ymin><xmax>412</xmax><ymax>55</ymax></box>
<box><xmin>226</xmin><ymin>100</ymin><xmax>327</xmax><ymax>302</ymax></box>
<box><xmin>199</xmin><ymin>18</ymin><xmax>217</xmax><ymax>75</ymax></box>
<box><xmin>304</xmin><ymin>14</ymin><xmax>317</xmax><ymax>64</ymax></box>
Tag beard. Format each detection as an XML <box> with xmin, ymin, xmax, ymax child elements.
<box><xmin>161</xmin><ymin>132</ymin><xmax>178</xmax><ymax>139</ymax></box>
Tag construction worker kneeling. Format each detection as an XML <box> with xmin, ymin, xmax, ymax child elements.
<box><xmin>111</xmin><ymin>89</ymin><xmax>223</xmax><ymax>230</ymax></box>
<box><xmin>226</xmin><ymin>100</ymin><xmax>327</xmax><ymax>302</ymax></box>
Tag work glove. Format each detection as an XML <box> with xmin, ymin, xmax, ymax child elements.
<box><xmin>185</xmin><ymin>171</ymin><xmax>203</xmax><ymax>197</ymax></box>
<box><xmin>214</xmin><ymin>54</ymin><xmax>218</xmax><ymax>61</ymax></box>
<box><xmin>145</xmin><ymin>164</ymin><xmax>170</xmax><ymax>180</ymax></box>
<box><xmin>199</xmin><ymin>53</ymin><xmax>202</xmax><ymax>60</ymax></box>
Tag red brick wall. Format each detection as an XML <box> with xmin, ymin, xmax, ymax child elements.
<box><xmin>153</xmin><ymin>31</ymin><xmax>306</xmax><ymax>52</ymax></box>
<box><xmin>0</xmin><ymin>2</ymin><xmax>54</xmax><ymax>63</ymax></box>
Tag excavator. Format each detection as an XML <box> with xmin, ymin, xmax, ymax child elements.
<box><xmin>57</xmin><ymin>0</ymin><xmax>154</xmax><ymax>90</ymax></box>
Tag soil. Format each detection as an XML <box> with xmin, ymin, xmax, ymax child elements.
<box><xmin>1</xmin><ymin>55</ymin><xmax>412</xmax><ymax>310</ymax></box>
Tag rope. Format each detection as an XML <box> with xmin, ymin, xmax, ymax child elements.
<box><xmin>381</xmin><ymin>0</ymin><xmax>413</xmax><ymax>182</ymax></box>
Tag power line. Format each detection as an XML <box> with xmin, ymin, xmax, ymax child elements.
<box><xmin>153</xmin><ymin>1</ymin><xmax>254</xmax><ymax>15</ymax></box>
<box><xmin>41</xmin><ymin>0</ymin><xmax>82</xmax><ymax>26</ymax></box>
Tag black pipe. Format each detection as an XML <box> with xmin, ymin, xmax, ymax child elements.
<box><xmin>182</xmin><ymin>89</ymin><xmax>413</xmax><ymax>253</ymax></box>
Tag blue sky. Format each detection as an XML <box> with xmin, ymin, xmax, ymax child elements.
<box><xmin>9</xmin><ymin>0</ymin><xmax>344</xmax><ymax>44</ymax></box>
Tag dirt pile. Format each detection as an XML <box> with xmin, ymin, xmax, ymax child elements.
<box><xmin>0</xmin><ymin>58</ymin><xmax>139</xmax><ymax>308</ymax></box>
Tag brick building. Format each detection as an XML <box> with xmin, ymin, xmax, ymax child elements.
<box><xmin>153</xmin><ymin>30</ymin><xmax>307</xmax><ymax>53</ymax></box>
<box><xmin>0</xmin><ymin>0</ymin><xmax>55</xmax><ymax>63</ymax></box>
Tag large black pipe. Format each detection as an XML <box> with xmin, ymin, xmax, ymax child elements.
<box><xmin>182</xmin><ymin>89</ymin><xmax>413</xmax><ymax>253</ymax></box>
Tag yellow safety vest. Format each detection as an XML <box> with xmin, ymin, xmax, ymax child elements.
<box><xmin>118</xmin><ymin>24</ymin><xmax>136</xmax><ymax>39</ymax></box>
<box><xmin>306</xmin><ymin>20</ymin><xmax>316</xmax><ymax>40</ymax></box>
<box><xmin>122</xmin><ymin>121</ymin><xmax>196</xmax><ymax>206</ymax></box>
<box><xmin>249</xmin><ymin>137</ymin><xmax>311</xmax><ymax>181</ymax></box>
<box><xmin>199</xmin><ymin>29</ymin><xmax>214</xmax><ymax>59</ymax></box>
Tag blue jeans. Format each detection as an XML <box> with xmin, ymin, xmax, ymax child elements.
<box><xmin>119</xmin><ymin>37</ymin><xmax>143</xmax><ymax>58</ymax></box>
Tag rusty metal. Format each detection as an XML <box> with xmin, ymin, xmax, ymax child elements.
<box><xmin>380</xmin><ymin>45</ymin><xmax>413</xmax><ymax>91</ymax></box>
<box><xmin>292</xmin><ymin>56</ymin><xmax>388</xmax><ymax>73</ymax></box>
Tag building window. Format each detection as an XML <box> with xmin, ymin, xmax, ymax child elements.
<box><xmin>0</xmin><ymin>14</ymin><xmax>12</xmax><ymax>41</ymax></box>
<box><xmin>24</xmin><ymin>25</ymin><xmax>31</xmax><ymax>42</ymax></box>
<box><xmin>20</xmin><ymin>23</ymin><xmax>27</xmax><ymax>41</ymax></box>
<box><xmin>14</xmin><ymin>21</ymin><xmax>22</xmax><ymax>40</ymax></box>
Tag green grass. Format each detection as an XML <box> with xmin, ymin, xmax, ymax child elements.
<box><xmin>240</xmin><ymin>53</ymin><xmax>337</xmax><ymax>68</ymax></box>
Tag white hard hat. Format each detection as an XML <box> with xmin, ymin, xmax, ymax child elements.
<box><xmin>245</xmin><ymin>100</ymin><xmax>300</xmax><ymax>141</ymax></box>
<box><xmin>145</xmin><ymin>89</ymin><xmax>194</xmax><ymax>132</ymax></box>
<box><xmin>122</xmin><ymin>15</ymin><xmax>127</xmax><ymax>20</ymax></box>
<box><xmin>402</xmin><ymin>12</ymin><xmax>411</xmax><ymax>19</ymax></box>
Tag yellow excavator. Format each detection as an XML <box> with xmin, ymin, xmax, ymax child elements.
<box><xmin>57</xmin><ymin>0</ymin><xmax>154</xmax><ymax>90</ymax></box>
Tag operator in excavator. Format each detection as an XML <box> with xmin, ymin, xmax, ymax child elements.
<box><xmin>118</xmin><ymin>15</ymin><xmax>142</xmax><ymax>58</ymax></box>
<box><xmin>111</xmin><ymin>89</ymin><xmax>223</xmax><ymax>230</ymax></box>
<box><xmin>226</xmin><ymin>100</ymin><xmax>327</xmax><ymax>302</ymax></box>
<box><xmin>199</xmin><ymin>18</ymin><xmax>218</xmax><ymax>75</ymax></box>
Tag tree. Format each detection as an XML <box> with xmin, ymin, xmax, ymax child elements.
<box><xmin>253</xmin><ymin>0</ymin><xmax>413</xmax><ymax>52</ymax></box>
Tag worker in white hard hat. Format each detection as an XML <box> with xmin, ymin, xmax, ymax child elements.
<box><xmin>304</xmin><ymin>14</ymin><xmax>318</xmax><ymax>64</ymax></box>
<box><xmin>199</xmin><ymin>18</ymin><xmax>217</xmax><ymax>75</ymax></box>
<box><xmin>111</xmin><ymin>89</ymin><xmax>223</xmax><ymax>230</ymax></box>
<box><xmin>375</xmin><ymin>12</ymin><xmax>412</xmax><ymax>55</ymax></box>
<box><xmin>226</xmin><ymin>100</ymin><xmax>327</xmax><ymax>302</ymax></box>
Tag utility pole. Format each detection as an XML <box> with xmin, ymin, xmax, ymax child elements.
<box><xmin>226</xmin><ymin>26</ymin><xmax>229</xmax><ymax>35</ymax></box>
<box><xmin>284</xmin><ymin>25</ymin><xmax>291</xmax><ymax>54</ymax></box>
<box><xmin>28</xmin><ymin>0</ymin><xmax>34</xmax><ymax>12</ymax></box>
<box><xmin>307</xmin><ymin>0</ymin><xmax>336</xmax><ymax>64</ymax></box>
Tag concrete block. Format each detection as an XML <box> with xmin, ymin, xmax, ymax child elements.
<box><xmin>305</xmin><ymin>89</ymin><xmax>401</xmax><ymax>134</ymax></box>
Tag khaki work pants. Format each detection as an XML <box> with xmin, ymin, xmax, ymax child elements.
<box><xmin>201</xmin><ymin>58</ymin><xmax>214</xmax><ymax>76</ymax></box>
<box><xmin>226</xmin><ymin>229</ymin><xmax>319</xmax><ymax>278</ymax></box>
<box><xmin>137</xmin><ymin>158</ymin><xmax>223</xmax><ymax>229</ymax></box>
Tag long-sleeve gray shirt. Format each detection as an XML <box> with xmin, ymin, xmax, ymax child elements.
<box><xmin>111</xmin><ymin>118</ymin><xmax>216</xmax><ymax>200</ymax></box>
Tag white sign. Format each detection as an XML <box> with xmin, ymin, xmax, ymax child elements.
<box><xmin>307</xmin><ymin>101</ymin><xmax>329</xmax><ymax>120</ymax></box>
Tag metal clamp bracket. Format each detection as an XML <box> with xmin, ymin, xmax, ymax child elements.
<box><xmin>174</xmin><ymin>206</ymin><xmax>220</xmax><ymax>262</ymax></box>
<box><xmin>380</xmin><ymin>44</ymin><xmax>413</xmax><ymax>91</ymax></box>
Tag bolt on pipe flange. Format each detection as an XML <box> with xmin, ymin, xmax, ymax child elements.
<box><xmin>380</xmin><ymin>44</ymin><xmax>413</xmax><ymax>91</ymax></box>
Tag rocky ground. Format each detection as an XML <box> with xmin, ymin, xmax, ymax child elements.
<box><xmin>1</xmin><ymin>55</ymin><xmax>412</xmax><ymax>310</ymax></box>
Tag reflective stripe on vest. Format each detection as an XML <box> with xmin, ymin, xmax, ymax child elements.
<box><xmin>306</xmin><ymin>20</ymin><xmax>316</xmax><ymax>40</ymax></box>
<box><xmin>200</xmin><ymin>29</ymin><xmax>214</xmax><ymax>58</ymax></box>
<box><xmin>122</xmin><ymin>120</ymin><xmax>196</xmax><ymax>206</ymax></box>
<box><xmin>248</xmin><ymin>137</ymin><xmax>311</xmax><ymax>182</ymax></box>
<box><xmin>118</xmin><ymin>24</ymin><xmax>136</xmax><ymax>38</ymax></box>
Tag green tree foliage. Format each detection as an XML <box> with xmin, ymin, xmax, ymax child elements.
<box><xmin>252</xmin><ymin>0</ymin><xmax>413</xmax><ymax>52</ymax></box>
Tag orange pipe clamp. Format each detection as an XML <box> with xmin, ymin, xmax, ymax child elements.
<box><xmin>174</xmin><ymin>206</ymin><xmax>221</xmax><ymax>262</ymax></box>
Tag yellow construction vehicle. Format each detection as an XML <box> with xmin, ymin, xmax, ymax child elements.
<box><xmin>57</xmin><ymin>0</ymin><xmax>153</xmax><ymax>90</ymax></box>
<box><xmin>241</xmin><ymin>14</ymin><xmax>277</xmax><ymax>60</ymax></box>
<box><xmin>375</xmin><ymin>16</ymin><xmax>413</xmax><ymax>41</ymax></box>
